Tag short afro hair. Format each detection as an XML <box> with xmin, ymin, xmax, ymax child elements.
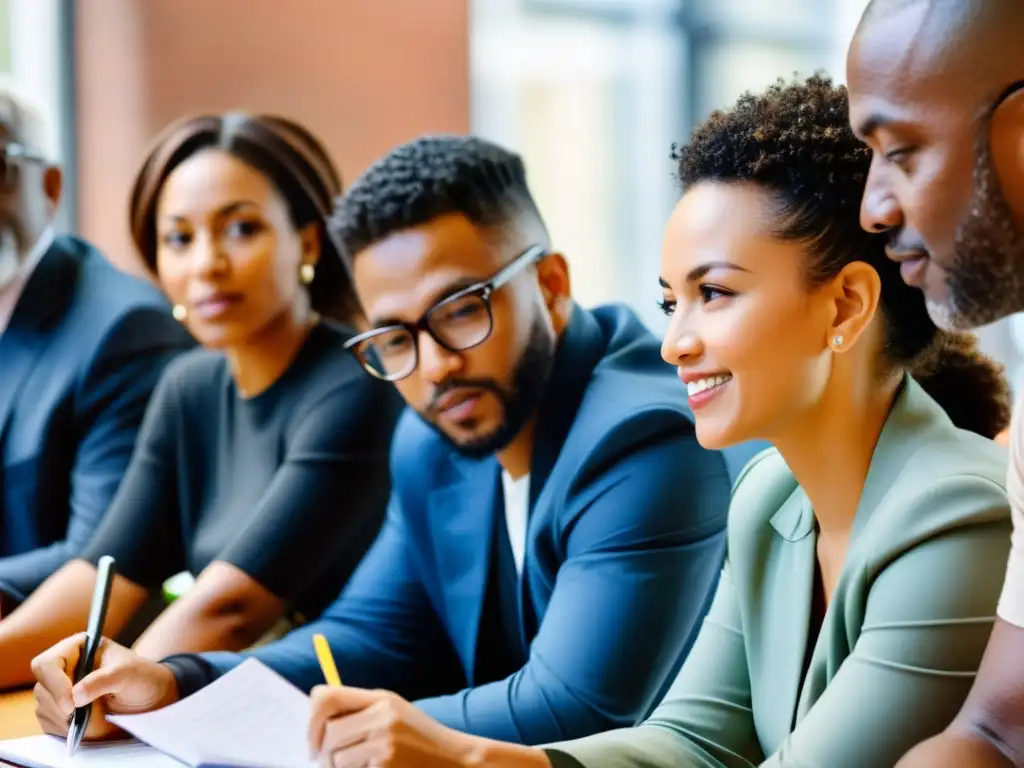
<box><xmin>673</xmin><ymin>73</ymin><xmax>1009</xmax><ymax>438</ymax></box>
<box><xmin>328</xmin><ymin>135</ymin><xmax>546</xmax><ymax>262</ymax></box>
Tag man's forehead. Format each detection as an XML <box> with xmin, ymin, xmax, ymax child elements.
<box><xmin>352</xmin><ymin>223</ymin><xmax>506</xmax><ymax>325</ymax></box>
<box><xmin>0</xmin><ymin>94</ymin><xmax>43</xmax><ymax>152</ymax></box>
<box><xmin>850</xmin><ymin>42</ymin><xmax>983</xmax><ymax>138</ymax></box>
<box><xmin>850</xmin><ymin>0</ymin><xmax>1016</xmax><ymax>114</ymax></box>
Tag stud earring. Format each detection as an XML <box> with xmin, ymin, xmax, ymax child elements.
<box><xmin>300</xmin><ymin>264</ymin><xmax>315</xmax><ymax>285</ymax></box>
<box><xmin>172</xmin><ymin>304</ymin><xmax>187</xmax><ymax>322</ymax></box>
<box><xmin>832</xmin><ymin>334</ymin><xmax>844</xmax><ymax>348</ymax></box>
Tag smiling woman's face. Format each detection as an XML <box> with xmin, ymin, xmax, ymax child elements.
<box><xmin>658</xmin><ymin>181</ymin><xmax>840</xmax><ymax>449</ymax></box>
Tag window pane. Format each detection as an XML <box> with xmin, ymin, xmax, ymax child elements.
<box><xmin>472</xmin><ymin>7</ymin><xmax>686</xmax><ymax>324</ymax></box>
<box><xmin>690</xmin><ymin>0</ymin><xmax>819</xmax><ymax>31</ymax></box>
<box><xmin>0</xmin><ymin>0</ymin><xmax>11</xmax><ymax>74</ymax></box>
<box><xmin>693</xmin><ymin>40</ymin><xmax>828</xmax><ymax>120</ymax></box>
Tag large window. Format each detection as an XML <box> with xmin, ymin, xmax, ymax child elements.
<box><xmin>0</xmin><ymin>0</ymin><xmax>74</xmax><ymax>230</ymax></box>
<box><xmin>472</xmin><ymin>0</ymin><xmax>851</xmax><ymax>331</ymax></box>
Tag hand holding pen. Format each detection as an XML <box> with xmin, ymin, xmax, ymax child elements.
<box><xmin>30</xmin><ymin>557</ymin><xmax>180</xmax><ymax>746</ymax></box>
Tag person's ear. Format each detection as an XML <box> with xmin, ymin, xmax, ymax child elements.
<box><xmin>535</xmin><ymin>251</ymin><xmax>572</xmax><ymax>329</ymax></box>
<box><xmin>989</xmin><ymin>84</ymin><xmax>1024</xmax><ymax>229</ymax></box>
<box><xmin>42</xmin><ymin>165</ymin><xmax>62</xmax><ymax>213</ymax></box>
<box><xmin>825</xmin><ymin>261</ymin><xmax>881</xmax><ymax>353</ymax></box>
<box><xmin>299</xmin><ymin>222</ymin><xmax>323</xmax><ymax>270</ymax></box>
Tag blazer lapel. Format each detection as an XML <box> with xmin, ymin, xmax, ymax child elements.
<box><xmin>0</xmin><ymin>242</ymin><xmax>77</xmax><ymax>441</ymax></box>
<box><xmin>427</xmin><ymin>460</ymin><xmax>500</xmax><ymax>683</ymax></box>
<box><xmin>517</xmin><ymin>307</ymin><xmax>607</xmax><ymax>641</ymax></box>
<box><xmin>527</xmin><ymin>306</ymin><xmax>606</xmax><ymax>505</ymax></box>
<box><xmin>851</xmin><ymin>375</ymin><xmax>944</xmax><ymax>541</ymax></box>
<box><xmin>794</xmin><ymin>376</ymin><xmax>944</xmax><ymax>722</ymax></box>
<box><xmin>761</xmin><ymin>487</ymin><xmax>817</xmax><ymax>744</ymax></box>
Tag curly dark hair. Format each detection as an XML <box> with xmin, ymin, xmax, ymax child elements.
<box><xmin>129</xmin><ymin>113</ymin><xmax>359</xmax><ymax>324</ymax></box>
<box><xmin>674</xmin><ymin>74</ymin><xmax>1010</xmax><ymax>438</ymax></box>
<box><xmin>328</xmin><ymin>134</ymin><xmax>547</xmax><ymax>262</ymax></box>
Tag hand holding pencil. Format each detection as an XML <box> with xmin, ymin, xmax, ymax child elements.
<box><xmin>306</xmin><ymin>634</ymin><xmax>483</xmax><ymax>767</ymax></box>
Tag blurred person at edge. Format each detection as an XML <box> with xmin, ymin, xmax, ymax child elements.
<box><xmin>0</xmin><ymin>87</ymin><xmax>191</xmax><ymax>651</ymax></box>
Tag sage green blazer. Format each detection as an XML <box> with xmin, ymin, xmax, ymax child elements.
<box><xmin>546</xmin><ymin>377</ymin><xmax>1011</xmax><ymax>768</ymax></box>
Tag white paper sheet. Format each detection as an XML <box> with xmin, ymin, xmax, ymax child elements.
<box><xmin>107</xmin><ymin>659</ymin><xmax>316</xmax><ymax>768</ymax></box>
<box><xmin>0</xmin><ymin>735</ymin><xmax>183</xmax><ymax>768</ymax></box>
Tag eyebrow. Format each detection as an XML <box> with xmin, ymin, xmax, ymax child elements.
<box><xmin>163</xmin><ymin>199</ymin><xmax>261</xmax><ymax>223</ymax></box>
<box><xmin>685</xmin><ymin>260</ymin><xmax>750</xmax><ymax>282</ymax></box>
<box><xmin>370</xmin><ymin>276</ymin><xmax>486</xmax><ymax>329</ymax></box>
<box><xmin>659</xmin><ymin>261</ymin><xmax>750</xmax><ymax>290</ymax></box>
<box><xmin>854</xmin><ymin>113</ymin><xmax>891</xmax><ymax>139</ymax></box>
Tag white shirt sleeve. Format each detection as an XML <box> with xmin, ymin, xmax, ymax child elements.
<box><xmin>997</xmin><ymin>405</ymin><xmax>1024</xmax><ymax>627</ymax></box>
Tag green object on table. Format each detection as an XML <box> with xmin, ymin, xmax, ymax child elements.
<box><xmin>161</xmin><ymin>571</ymin><xmax>195</xmax><ymax>604</ymax></box>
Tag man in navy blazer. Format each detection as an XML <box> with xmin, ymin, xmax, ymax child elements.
<box><xmin>42</xmin><ymin>136</ymin><xmax>745</xmax><ymax>747</ymax></box>
<box><xmin>0</xmin><ymin>91</ymin><xmax>191</xmax><ymax>614</ymax></box>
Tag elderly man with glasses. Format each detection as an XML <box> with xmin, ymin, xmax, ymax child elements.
<box><xmin>42</xmin><ymin>136</ymin><xmax>756</xmax><ymax>750</ymax></box>
<box><xmin>0</xmin><ymin>89</ymin><xmax>191</xmax><ymax>641</ymax></box>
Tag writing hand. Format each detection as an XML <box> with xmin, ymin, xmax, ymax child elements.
<box><xmin>32</xmin><ymin>633</ymin><xmax>179</xmax><ymax>741</ymax></box>
<box><xmin>307</xmin><ymin>686</ymin><xmax>480</xmax><ymax>767</ymax></box>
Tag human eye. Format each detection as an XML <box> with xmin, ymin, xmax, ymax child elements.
<box><xmin>699</xmin><ymin>284</ymin><xmax>735</xmax><ymax>304</ymax></box>
<box><xmin>880</xmin><ymin>143</ymin><xmax>917</xmax><ymax>173</ymax></box>
<box><xmin>434</xmin><ymin>294</ymin><xmax>486</xmax><ymax>325</ymax></box>
<box><xmin>160</xmin><ymin>230</ymin><xmax>191</xmax><ymax>250</ymax></box>
<box><xmin>224</xmin><ymin>218</ymin><xmax>264</xmax><ymax>240</ymax></box>
<box><xmin>657</xmin><ymin>298</ymin><xmax>676</xmax><ymax>317</ymax></box>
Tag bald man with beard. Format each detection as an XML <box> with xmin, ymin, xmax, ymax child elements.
<box><xmin>846</xmin><ymin>0</ymin><xmax>1024</xmax><ymax>765</ymax></box>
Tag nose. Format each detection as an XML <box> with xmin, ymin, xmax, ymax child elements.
<box><xmin>661</xmin><ymin>315</ymin><xmax>703</xmax><ymax>368</ymax></box>
<box><xmin>417</xmin><ymin>331</ymin><xmax>463</xmax><ymax>383</ymax></box>
<box><xmin>860</xmin><ymin>163</ymin><xmax>902</xmax><ymax>234</ymax></box>
<box><xmin>190</xmin><ymin>231</ymin><xmax>228</xmax><ymax>277</ymax></box>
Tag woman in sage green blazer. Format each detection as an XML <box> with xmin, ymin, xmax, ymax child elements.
<box><xmin>289</xmin><ymin>78</ymin><xmax>1014</xmax><ymax>767</ymax></box>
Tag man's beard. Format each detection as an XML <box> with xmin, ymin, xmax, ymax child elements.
<box><xmin>931</xmin><ymin>136</ymin><xmax>1024</xmax><ymax>330</ymax></box>
<box><xmin>420</xmin><ymin>313</ymin><xmax>557</xmax><ymax>459</ymax></box>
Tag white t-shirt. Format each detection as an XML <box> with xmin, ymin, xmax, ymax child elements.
<box><xmin>502</xmin><ymin>471</ymin><xmax>531</xmax><ymax>577</ymax></box>
<box><xmin>998</xmin><ymin>404</ymin><xmax>1024</xmax><ymax>627</ymax></box>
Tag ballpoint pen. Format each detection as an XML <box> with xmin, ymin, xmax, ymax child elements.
<box><xmin>67</xmin><ymin>555</ymin><xmax>116</xmax><ymax>756</ymax></box>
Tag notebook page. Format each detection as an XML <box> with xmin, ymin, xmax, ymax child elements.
<box><xmin>107</xmin><ymin>659</ymin><xmax>316</xmax><ymax>768</ymax></box>
<box><xmin>0</xmin><ymin>734</ymin><xmax>183</xmax><ymax>768</ymax></box>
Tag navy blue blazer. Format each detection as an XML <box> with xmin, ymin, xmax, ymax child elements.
<box><xmin>197</xmin><ymin>305</ymin><xmax>736</xmax><ymax>744</ymax></box>
<box><xmin>0</xmin><ymin>236</ymin><xmax>192</xmax><ymax>604</ymax></box>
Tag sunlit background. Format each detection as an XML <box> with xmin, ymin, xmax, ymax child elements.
<box><xmin>3</xmin><ymin>0</ymin><xmax>1020</xmax><ymax>390</ymax></box>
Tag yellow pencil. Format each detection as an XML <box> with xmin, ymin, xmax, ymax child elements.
<box><xmin>313</xmin><ymin>633</ymin><xmax>342</xmax><ymax>687</ymax></box>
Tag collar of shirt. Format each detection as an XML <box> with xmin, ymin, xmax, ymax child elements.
<box><xmin>0</xmin><ymin>228</ymin><xmax>55</xmax><ymax>335</ymax></box>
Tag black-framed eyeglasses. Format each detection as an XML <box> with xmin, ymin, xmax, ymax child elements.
<box><xmin>0</xmin><ymin>142</ymin><xmax>44</xmax><ymax>189</ymax></box>
<box><xmin>344</xmin><ymin>244</ymin><xmax>548</xmax><ymax>381</ymax></box>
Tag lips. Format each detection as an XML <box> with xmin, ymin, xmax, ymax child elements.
<box><xmin>899</xmin><ymin>256</ymin><xmax>929</xmax><ymax>287</ymax></box>
<box><xmin>884</xmin><ymin>250</ymin><xmax>933</xmax><ymax>290</ymax></box>
<box><xmin>191</xmin><ymin>292</ymin><xmax>243</xmax><ymax>320</ymax></box>
<box><xmin>432</xmin><ymin>388</ymin><xmax>485</xmax><ymax>423</ymax></box>
<box><xmin>435</xmin><ymin>386</ymin><xmax>480</xmax><ymax>410</ymax></box>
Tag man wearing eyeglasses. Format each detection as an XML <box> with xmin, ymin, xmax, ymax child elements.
<box><xmin>50</xmin><ymin>135</ymin><xmax>745</xmax><ymax>747</ymax></box>
<box><xmin>843</xmin><ymin>1</ymin><xmax>1024</xmax><ymax>765</ymax></box>
<box><xmin>0</xmin><ymin>91</ymin><xmax>191</xmax><ymax>632</ymax></box>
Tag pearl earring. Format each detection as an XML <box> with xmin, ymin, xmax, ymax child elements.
<box><xmin>832</xmin><ymin>335</ymin><xmax>844</xmax><ymax>348</ymax></box>
<box><xmin>300</xmin><ymin>264</ymin><xmax>315</xmax><ymax>285</ymax></box>
<box><xmin>172</xmin><ymin>304</ymin><xmax>187</xmax><ymax>322</ymax></box>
